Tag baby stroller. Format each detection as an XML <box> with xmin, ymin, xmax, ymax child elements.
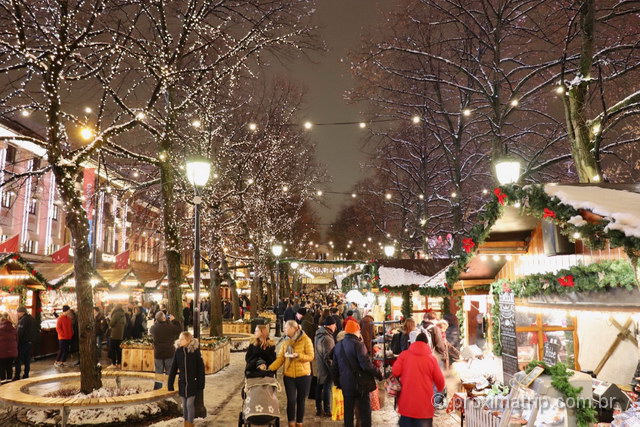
<box><xmin>238</xmin><ymin>375</ymin><xmax>281</xmax><ymax>427</ymax></box>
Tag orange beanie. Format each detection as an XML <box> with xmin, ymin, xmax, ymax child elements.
<box><xmin>345</xmin><ymin>319</ymin><xmax>360</xmax><ymax>334</ymax></box>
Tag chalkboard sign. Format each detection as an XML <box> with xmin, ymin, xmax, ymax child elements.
<box><xmin>499</xmin><ymin>292</ymin><xmax>519</xmax><ymax>382</ymax></box>
<box><xmin>543</xmin><ymin>337</ymin><xmax>561</xmax><ymax>365</ymax></box>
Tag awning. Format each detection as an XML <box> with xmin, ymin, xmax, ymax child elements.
<box><xmin>96</xmin><ymin>268</ymin><xmax>131</xmax><ymax>288</ymax></box>
<box><xmin>31</xmin><ymin>263</ymin><xmax>74</xmax><ymax>285</ymax></box>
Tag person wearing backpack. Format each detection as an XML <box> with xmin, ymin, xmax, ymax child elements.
<box><xmin>392</xmin><ymin>332</ymin><xmax>445</xmax><ymax>427</ymax></box>
<box><xmin>332</xmin><ymin>320</ymin><xmax>382</xmax><ymax>427</ymax></box>
<box><xmin>421</xmin><ymin>312</ymin><xmax>446</xmax><ymax>361</ymax></box>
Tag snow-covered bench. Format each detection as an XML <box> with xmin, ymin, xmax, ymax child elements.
<box><xmin>0</xmin><ymin>371</ymin><xmax>178</xmax><ymax>427</ymax></box>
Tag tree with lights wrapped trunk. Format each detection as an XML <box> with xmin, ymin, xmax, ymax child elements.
<box><xmin>0</xmin><ymin>0</ymin><xmax>139</xmax><ymax>393</ymax></box>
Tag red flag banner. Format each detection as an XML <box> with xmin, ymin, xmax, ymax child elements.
<box><xmin>0</xmin><ymin>234</ymin><xmax>20</xmax><ymax>253</ymax></box>
<box><xmin>83</xmin><ymin>168</ymin><xmax>95</xmax><ymax>220</ymax></box>
<box><xmin>51</xmin><ymin>243</ymin><xmax>71</xmax><ymax>263</ymax></box>
<box><xmin>115</xmin><ymin>250</ymin><xmax>129</xmax><ymax>269</ymax></box>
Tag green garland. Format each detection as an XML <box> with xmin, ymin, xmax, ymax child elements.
<box><xmin>401</xmin><ymin>289</ymin><xmax>412</xmax><ymax>320</ymax></box>
<box><xmin>490</xmin><ymin>259</ymin><xmax>636</xmax><ymax>355</ymax></box>
<box><xmin>122</xmin><ymin>336</ymin><xmax>230</xmax><ymax>350</ymax></box>
<box><xmin>525</xmin><ymin>361</ymin><xmax>597</xmax><ymax>426</ymax></box>
<box><xmin>456</xmin><ymin>297</ymin><xmax>466</xmax><ymax>343</ymax></box>
<box><xmin>445</xmin><ymin>184</ymin><xmax>640</xmax><ymax>287</ymax></box>
<box><xmin>384</xmin><ymin>295</ymin><xmax>391</xmax><ymax>320</ymax></box>
<box><xmin>0</xmin><ymin>252</ymin><xmax>74</xmax><ymax>292</ymax></box>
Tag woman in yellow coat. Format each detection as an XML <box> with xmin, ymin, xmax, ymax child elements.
<box><xmin>269</xmin><ymin>319</ymin><xmax>314</xmax><ymax>427</ymax></box>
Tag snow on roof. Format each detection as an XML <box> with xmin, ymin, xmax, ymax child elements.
<box><xmin>544</xmin><ymin>184</ymin><xmax>640</xmax><ymax>238</ymax></box>
<box><xmin>379</xmin><ymin>266</ymin><xmax>443</xmax><ymax>288</ymax></box>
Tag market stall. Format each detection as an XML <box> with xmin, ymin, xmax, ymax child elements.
<box><xmin>443</xmin><ymin>183</ymin><xmax>640</xmax><ymax>426</ymax></box>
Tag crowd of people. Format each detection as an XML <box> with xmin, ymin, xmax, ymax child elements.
<box><xmin>0</xmin><ymin>288</ymin><xmax>459</xmax><ymax>427</ymax></box>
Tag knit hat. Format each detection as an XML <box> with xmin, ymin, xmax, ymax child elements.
<box><xmin>322</xmin><ymin>316</ymin><xmax>336</xmax><ymax>326</ymax></box>
<box><xmin>344</xmin><ymin>319</ymin><xmax>360</xmax><ymax>334</ymax></box>
<box><xmin>297</xmin><ymin>308</ymin><xmax>307</xmax><ymax>316</ymax></box>
<box><xmin>62</xmin><ymin>305</ymin><xmax>70</xmax><ymax>312</ymax></box>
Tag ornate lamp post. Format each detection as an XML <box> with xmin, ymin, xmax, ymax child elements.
<box><xmin>271</xmin><ymin>244</ymin><xmax>283</xmax><ymax>336</ymax></box>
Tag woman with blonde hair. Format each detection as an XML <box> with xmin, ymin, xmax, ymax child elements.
<box><xmin>269</xmin><ymin>319</ymin><xmax>314</xmax><ymax>427</ymax></box>
<box><xmin>167</xmin><ymin>331</ymin><xmax>205</xmax><ymax>427</ymax></box>
<box><xmin>245</xmin><ymin>324</ymin><xmax>276</xmax><ymax>377</ymax></box>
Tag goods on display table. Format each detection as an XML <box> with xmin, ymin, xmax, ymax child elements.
<box><xmin>372</xmin><ymin>320</ymin><xmax>401</xmax><ymax>372</ymax></box>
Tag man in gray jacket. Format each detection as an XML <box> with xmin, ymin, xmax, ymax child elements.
<box><xmin>314</xmin><ymin>316</ymin><xmax>336</xmax><ymax>417</ymax></box>
<box><xmin>150</xmin><ymin>312</ymin><xmax>181</xmax><ymax>389</ymax></box>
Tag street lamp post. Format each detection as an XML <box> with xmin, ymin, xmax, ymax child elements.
<box><xmin>271</xmin><ymin>244</ymin><xmax>283</xmax><ymax>337</ymax></box>
<box><xmin>494</xmin><ymin>156</ymin><xmax>522</xmax><ymax>185</ymax></box>
<box><xmin>186</xmin><ymin>156</ymin><xmax>212</xmax><ymax>340</ymax></box>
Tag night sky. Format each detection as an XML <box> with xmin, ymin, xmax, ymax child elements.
<box><xmin>277</xmin><ymin>0</ymin><xmax>388</xmax><ymax>229</ymax></box>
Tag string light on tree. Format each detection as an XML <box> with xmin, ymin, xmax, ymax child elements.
<box><xmin>482</xmin><ymin>189</ymin><xmax>488</xmax><ymax>195</ymax></box>
<box><xmin>80</xmin><ymin>127</ymin><xmax>94</xmax><ymax>141</ymax></box>
<box><xmin>84</xmin><ymin>107</ymin><xmax>93</xmax><ymax>114</ymax></box>
<box><xmin>412</xmin><ymin>115</ymin><xmax>421</xmax><ymax>124</ymax></box>
<box><xmin>247</xmin><ymin>178</ymin><xmax>254</xmax><ymax>185</ymax></box>
<box><xmin>462</xmin><ymin>109</ymin><xmax>472</xmax><ymax>117</ymax></box>
<box><xmin>248</xmin><ymin>123</ymin><xmax>257</xmax><ymax>131</ymax></box>
<box><xmin>555</xmin><ymin>86</ymin><xmax>565</xmax><ymax>94</ymax></box>
<box><xmin>21</xmin><ymin>110</ymin><xmax>30</xmax><ymax>117</ymax></box>
<box><xmin>191</xmin><ymin>119</ymin><xmax>202</xmax><ymax>128</ymax></box>
<box><xmin>351</xmin><ymin>193</ymin><xmax>357</xmax><ymax>198</ymax></box>
<box><xmin>385</xmin><ymin>193</ymin><xmax>392</xmax><ymax>200</ymax></box>
<box><xmin>510</xmin><ymin>99</ymin><xmax>519</xmax><ymax>107</ymax></box>
<box><xmin>135</xmin><ymin>111</ymin><xmax>146</xmax><ymax>120</ymax></box>
<box><xmin>359</xmin><ymin>122</ymin><xmax>366</xmax><ymax>129</ymax></box>
<box><xmin>304</xmin><ymin>121</ymin><xmax>313</xmax><ymax>130</ymax></box>
<box><xmin>316</xmin><ymin>190</ymin><xmax>323</xmax><ymax>196</ymax></box>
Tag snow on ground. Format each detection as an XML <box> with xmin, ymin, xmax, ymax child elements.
<box><xmin>545</xmin><ymin>184</ymin><xmax>640</xmax><ymax>238</ymax></box>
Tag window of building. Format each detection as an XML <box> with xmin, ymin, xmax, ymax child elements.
<box><xmin>32</xmin><ymin>158</ymin><xmax>41</xmax><ymax>170</ymax></box>
<box><xmin>1</xmin><ymin>192</ymin><xmax>12</xmax><ymax>208</ymax></box>
<box><xmin>29</xmin><ymin>198</ymin><xmax>37</xmax><ymax>215</ymax></box>
<box><xmin>52</xmin><ymin>204</ymin><xmax>59</xmax><ymax>220</ymax></box>
<box><xmin>23</xmin><ymin>240</ymin><xmax>37</xmax><ymax>254</ymax></box>
<box><xmin>5</xmin><ymin>145</ymin><xmax>16</xmax><ymax>164</ymax></box>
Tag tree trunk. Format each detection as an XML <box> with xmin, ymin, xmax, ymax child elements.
<box><xmin>221</xmin><ymin>258</ymin><xmax>241</xmax><ymax>320</ymax></box>
<box><xmin>250</xmin><ymin>274</ymin><xmax>259</xmax><ymax>319</ymax></box>
<box><xmin>563</xmin><ymin>0</ymin><xmax>601</xmax><ymax>182</ymax></box>
<box><xmin>209</xmin><ymin>262</ymin><xmax>223</xmax><ymax>337</ymax></box>
<box><xmin>160</xmin><ymin>161</ymin><xmax>184</xmax><ymax>325</ymax></box>
<box><xmin>55</xmin><ymin>169</ymin><xmax>101</xmax><ymax>393</ymax></box>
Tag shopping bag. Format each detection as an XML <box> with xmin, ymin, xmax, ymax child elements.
<box><xmin>331</xmin><ymin>386</ymin><xmax>344</xmax><ymax>421</ymax></box>
<box><xmin>308</xmin><ymin>375</ymin><xmax>317</xmax><ymax>399</ymax></box>
<box><xmin>370</xmin><ymin>388</ymin><xmax>381</xmax><ymax>411</ymax></box>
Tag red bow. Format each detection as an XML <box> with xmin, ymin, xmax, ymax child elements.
<box><xmin>502</xmin><ymin>282</ymin><xmax>512</xmax><ymax>293</ymax></box>
<box><xmin>494</xmin><ymin>188</ymin><xmax>507</xmax><ymax>205</ymax></box>
<box><xmin>382</xmin><ymin>287</ymin><xmax>390</xmax><ymax>293</ymax></box>
<box><xmin>558</xmin><ymin>275</ymin><xmax>574</xmax><ymax>287</ymax></box>
<box><xmin>543</xmin><ymin>208</ymin><xmax>556</xmax><ymax>219</ymax></box>
<box><xmin>462</xmin><ymin>238</ymin><xmax>475</xmax><ymax>253</ymax></box>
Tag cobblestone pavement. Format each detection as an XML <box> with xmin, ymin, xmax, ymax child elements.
<box><xmin>0</xmin><ymin>348</ymin><xmax>463</xmax><ymax>427</ymax></box>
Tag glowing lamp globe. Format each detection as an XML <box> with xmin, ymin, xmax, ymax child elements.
<box><xmin>494</xmin><ymin>157</ymin><xmax>521</xmax><ymax>185</ymax></box>
<box><xmin>384</xmin><ymin>245</ymin><xmax>396</xmax><ymax>258</ymax></box>
<box><xmin>271</xmin><ymin>244</ymin><xmax>283</xmax><ymax>257</ymax></box>
<box><xmin>186</xmin><ymin>156</ymin><xmax>212</xmax><ymax>187</ymax></box>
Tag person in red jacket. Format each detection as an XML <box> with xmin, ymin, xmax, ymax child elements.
<box><xmin>0</xmin><ymin>312</ymin><xmax>17</xmax><ymax>382</ymax></box>
<box><xmin>55</xmin><ymin>305</ymin><xmax>73</xmax><ymax>367</ymax></box>
<box><xmin>392</xmin><ymin>332</ymin><xmax>445</xmax><ymax>427</ymax></box>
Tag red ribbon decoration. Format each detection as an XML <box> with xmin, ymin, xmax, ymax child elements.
<box><xmin>543</xmin><ymin>208</ymin><xmax>556</xmax><ymax>219</ymax></box>
<box><xmin>502</xmin><ymin>282</ymin><xmax>512</xmax><ymax>293</ymax></box>
<box><xmin>462</xmin><ymin>238</ymin><xmax>475</xmax><ymax>253</ymax></box>
<box><xmin>494</xmin><ymin>188</ymin><xmax>507</xmax><ymax>205</ymax></box>
<box><xmin>558</xmin><ymin>275</ymin><xmax>575</xmax><ymax>287</ymax></box>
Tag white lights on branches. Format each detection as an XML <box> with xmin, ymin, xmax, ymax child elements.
<box><xmin>451</xmin><ymin>192</ymin><xmax>457</xmax><ymax>198</ymax></box>
<box><xmin>248</xmin><ymin>123</ymin><xmax>257</xmax><ymax>131</ymax></box>
<box><xmin>84</xmin><ymin>107</ymin><xmax>93</xmax><ymax>114</ymax></box>
<box><xmin>555</xmin><ymin>86</ymin><xmax>565</xmax><ymax>94</ymax></box>
<box><xmin>191</xmin><ymin>119</ymin><xmax>202</xmax><ymax>128</ymax></box>
<box><xmin>462</xmin><ymin>109</ymin><xmax>472</xmax><ymax>117</ymax></box>
<box><xmin>510</xmin><ymin>99</ymin><xmax>519</xmax><ymax>107</ymax></box>
<box><xmin>419</xmin><ymin>194</ymin><xmax>424</xmax><ymax>200</ymax></box>
<box><xmin>247</xmin><ymin>178</ymin><xmax>254</xmax><ymax>185</ymax></box>
<box><xmin>282</xmin><ymin>185</ymin><xmax>289</xmax><ymax>192</ymax></box>
<box><xmin>304</xmin><ymin>121</ymin><xmax>313</xmax><ymax>130</ymax></box>
<box><xmin>316</xmin><ymin>190</ymin><xmax>323</xmax><ymax>196</ymax></box>
<box><xmin>592</xmin><ymin>123</ymin><xmax>601</xmax><ymax>134</ymax></box>
<box><xmin>412</xmin><ymin>115</ymin><xmax>421</xmax><ymax>124</ymax></box>
<box><xmin>385</xmin><ymin>193</ymin><xmax>392</xmax><ymax>200</ymax></box>
<box><xmin>359</xmin><ymin>122</ymin><xmax>366</xmax><ymax>129</ymax></box>
<box><xmin>351</xmin><ymin>193</ymin><xmax>357</xmax><ymax>198</ymax></box>
<box><xmin>21</xmin><ymin>110</ymin><xmax>30</xmax><ymax>117</ymax></box>
<box><xmin>135</xmin><ymin>111</ymin><xmax>146</xmax><ymax>120</ymax></box>
<box><xmin>384</xmin><ymin>245</ymin><xmax>396</xmax><ymax>258</ymax></box>
<box><xmin>482</xmin><ymin>189</ymin><xmax>488</xmax><ymax>194</ymax></box>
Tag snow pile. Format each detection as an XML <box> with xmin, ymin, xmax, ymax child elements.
<box><xmin>544</xmin><ymin>185</ymin><xmax>640</xmax><ymax>238</ymax></box>
<box><xmin>379</xmin><ymin>266</ymin><xmax>443</xmax><ymax>288</ymax></box>
<box><xmin>26</xmin><ymin>386</ymin><xmax>172</xmax><ymax>425</ymax></box>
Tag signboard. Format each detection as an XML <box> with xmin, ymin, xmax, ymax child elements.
<box><xmin>499</xmin><ymin>292</ymin><xmax>519</xmax><ymax>382</ymax></box>
<box><xmin>543</xmin><ymin>337</ymin><xmax>561</xmax><ymax>366</ymax></box>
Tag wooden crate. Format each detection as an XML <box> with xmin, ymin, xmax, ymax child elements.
<box><xmin>222</xmin><ymin>322</ymin><xmax>252</xmax><ymax>334</ymax></box>
<box><xmin>121</xmin><ymin>343</ymin><xmax>230</xmax><ymax>375</ymax></box>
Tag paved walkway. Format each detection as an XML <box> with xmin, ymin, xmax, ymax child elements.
<box><xmin>0</xmin><ymin>349</ymin><xmax>462</xmax><ymax>426</ymax></box>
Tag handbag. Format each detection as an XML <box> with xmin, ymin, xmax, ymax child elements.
<box><xmin>370</xmin><ymin>388</ymin><xmax>381</xmax><ymax>411</ymax></box>
<box><xmin>340</xmin><ymin>343</ymin><xmax>377</xmax><ymax>395</ymax></box>
<box><xmin>385</xmin><ymin>375</ymin><xmax>402</xmax><ymax>398</ymax></box>
<box><xmin>331</xmin><ymin>386</ymin><xmax>344</xmax><ymax>421</ymax></box>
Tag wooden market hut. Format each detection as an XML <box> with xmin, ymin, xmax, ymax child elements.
<box><xmin>445</xmin><ymin>183</ymin><xmax>640</xmax><ymax>386</ymax></box>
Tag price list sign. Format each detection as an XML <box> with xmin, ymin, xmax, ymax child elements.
<box><xmin>499</xmin><ymin>292</ymin><xmax>519</xmax><ymax>382</ymax></box>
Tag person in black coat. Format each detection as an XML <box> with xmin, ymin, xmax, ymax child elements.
<box><xmin>14</xmin><ymin>307</ymin><xmax>37</xmax><ymax>380</ymax></box>
<box><xmin>131</xmin><ymin>307</ymin><xmax>146</xmax><ymax>339</ymax></box>
<box><xmin>245</xmin><ymin>324</ymin><xmax>276</xmax><ymax>378</ymax></box>
<box><xmin>332</xmin><ymin>321</ymin><xmax>382</xmax><ymax>427</ymax></box>
<box><xmin>283</xmin><ymin>300</ymin><xmax>296</xmax><ymax>322</ymax></box>
<box><xmin>168</xmin><ymin>331</ymin><xmax>205</xmax><ymax>426</ymax></box>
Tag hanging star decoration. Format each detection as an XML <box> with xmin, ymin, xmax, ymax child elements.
<box><xmin>462</xmin><ymin>238</ymin><xmax>475</xmax><ymax>253</ymax></box>
<box><xmin>543</xmin><ymin>208</ymin><xmax>556</xmax><ymax>219</ymax></box>
<box><xmin>494</xmin><ymin>188</ymin><xmax>507</xmax><ymax>205</ymax></box>
<box><xmin>558</xmin><ymin>275</ymin><xmax>574</xmax><ymax>287</ymax></box>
